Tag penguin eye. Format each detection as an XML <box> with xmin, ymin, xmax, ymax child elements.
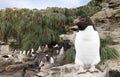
<box><xmin>80</xmin><ymin>18</ymin><xmax>86</xmax><ymax>22</ymax></box>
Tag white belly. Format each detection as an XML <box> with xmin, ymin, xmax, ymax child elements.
<box><xmin>75</xmin><ymin>30</ymin><xmax>100</xmax><ymax>65</ymax></box>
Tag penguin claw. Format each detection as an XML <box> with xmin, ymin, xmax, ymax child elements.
<box><xmin>77</xmin><ymin>69</ymin><xmax>87</xmax><ymax>74</ymax></box>
<box><xmin>89</xmin><ymin>66</ymin><xmax>99</xmax><ymax>73</ymax></box>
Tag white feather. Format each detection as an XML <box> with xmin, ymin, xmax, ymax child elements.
<box><xmin>31</xmin><ymin>48</ymin><xmax>34</xmax><ymax>53</ymax></box>
<box><xmin>53</xmin><ymin>44</ymin><xmax>59</xmax><ymax>48</ymax></box>
<box><xmin>38</xmin><ymin>46</ymin><xmax>42</xmax><ymax>52</ymax></box>
<box><xmin>39</xmin><ymin>61</ymin><xmax>44</xmax><ymax>67</ymax></box>
<box><xmin>75</xmin><ymin>26</ymin><xmax>100</xmax><ymax>65</ymax></box>
<box><xmin>27</xmin><ymin>51</ymin><xmax>30</xmax><ymax>55</ymax></box>
<box><xmin>59</xmin><ymin>47</ymin><xmax>64</xmax><ymax>55</ymax></box>
<box><xmin>23</xmin><ymin>50</ymin><xmax>26</xmax><ymax>55</ymax></box>
<box><xmin>20</xmin><ymin>51</ymin><xmax>22</xmax><ymax>54</ymax></box>
<box><xmin>56</xmin><ymin>50</ymin><xmax>59</xmax><ymax>54</ymax></box>
<box><xmin>50</xmin><ymin>57</ymin><xmax>54</xmax><ymax>64</ymax></box>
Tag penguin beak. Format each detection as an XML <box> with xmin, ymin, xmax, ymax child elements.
<box><xmin>73</xmin><ymin>18</ymin><xmax>80</xmax><ymax>25</ymax></box>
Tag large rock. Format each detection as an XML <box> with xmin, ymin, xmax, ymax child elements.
<box><xmin>0</xmin><ymin>61</ymin><xmax>12</xmax><ymax>67</ymax></box>
<box><xmin>108</xmin><ymin>0</ymin><xmax>120</xmax><ymax>8</ymax></box>
<box><xmin>5</xmin><ymin>64</ymin><xmax>25</xmax><ymax>72</ymax></box>
<box><xmin>24</xmin><ymin>70</ymin><xmax>36</xmax><ymax>77</ymax></box>
<box><xmin>60</xmin><ymin>31</ymin><xmax>77</xmax><ymax>45</ymax></box>
<box><xmin>0</xmin><ymin>45</ymin><xmax>10</xmax><ymax>55</ymax></box>
<box><xmin>91</xmin><ymin>0</ymin><xmax>120</xmax><ymax>23</ymax></box>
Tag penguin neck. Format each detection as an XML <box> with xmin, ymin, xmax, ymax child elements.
<box><xmin>79</xmin><ymin>25</ymin><xmax>95</xmax><ymax>31</ymax></box>
<box><xmin>45</xmin><ymin>56</ymin><xmax>50</xmax><ymax>62</ymax></box>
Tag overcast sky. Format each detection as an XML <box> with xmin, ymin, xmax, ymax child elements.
<box><xmin>0</xmin><ymin>0</ymin><xmax>91</xmax><ymax>9</ymax></box>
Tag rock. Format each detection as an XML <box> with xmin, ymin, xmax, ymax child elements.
<box><xmin>0</xmin><ymin>45</ymin><xmax>10</xmax><ymax>55</ymax></box>
<box><xmin>91</xmin><ymin>10</ymin><xmax>107</xmax><ymax>22</ymax></box>
<box><xmin>105</xmin><ymin>8</ymin><xmax>114</xmax><ymax>17</ymax></box>
<box><xmin>64</xmin><ymin>72</ymin><xmax>107</xmax><ymax>77</ymax></box>
<box><xmin>35</xmin><ymin>60</ymin><xmax>120</xmax><ymax>77</ymax></box>
<box><xmin>0</xmin><ymin>68</ymin><xmax>5</xmax><ymax>73</ymax></box>
<box><xmin>35</xmin><ymin>64</ymin><xmax>107</xmax><ymax>77</ymax></box>
<box><xmin>12</xmin><ymin>69</ymin><xmax>25</xmax><ymax>77</ymax></box>
<box><xmin>96</xmin><ymin>23</ymin><xmax>120</xmax><ymax>42</ymax></box>
<box><xmin>36</xmin><ymin>70</ymin><xmax>49</xmax><ymax>77</ymax></box>
<box><xmin>69</xmin><ymin>26</ymin><xmax>78</xmax><ymax>31</ymax></box>
<box><xmin>114</xmin><ymin>8</ymin><xmax>120</xmax><ymax>17</ymax></box>
<box><xmin>5</xmin><ymin>64</ymin><xmax>24</xmax><ymax>72</ymax></box>
<box><xmin>13</xmin><ymin>53</ymin><xmax>33</xmax><ymax>63</ymax></box>
<box><xmin>24</xmin><ymin>70</ymin><xmax>36</xmax><ymax>77</ymax></box>
<box><xmin>0</xmin><ymin>61</ymin><xmax>12</xmax><ymax>67</ymax></box>
<box><xmin>60</xmin><ymin>31</ymin><xmax>77</xmax><ymax>45</ymax></box>
<box><xmin>108</xmin><ymin>0</ymin><xmax>120</xmax><ymax>8</ymax></box>
<box><xmin>5</xmin><ymin>62</ymin><xmax>34</xmax><ymax>72</ymax></box>
<box><xmin>91</xmin><ymin>0</ymin><xmax>120</xmax><ymax>24</ymax></box>
<box><xmin>109</xmin><ymin>70</ymin><xmax>120</xmax><ymax>77</ymax></box>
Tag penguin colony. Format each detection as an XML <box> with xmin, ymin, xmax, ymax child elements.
<box><xmin>0</xmin><ymin>44</ymin><xmax>66</xmax><ymax>68</ymax></box>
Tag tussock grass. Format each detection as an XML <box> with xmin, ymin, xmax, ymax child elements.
<box><xmin>65</xmin><ymin>47</ymin><xmax>75</xmax><ymax>63</ymax></box>
<box><xmin>101</xmin><ymin>47</ymin><xmax>119</xmax><ymax>61</ymax></box>
<box><xmin>101</xmin><ymin>39</ymin><xmax>119</xmax><ymax>61</ymax></box>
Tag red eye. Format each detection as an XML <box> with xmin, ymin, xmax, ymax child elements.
<box><xmin>80</xmin><ymin>18</ymin><xmax>86</xmax><ymax>22</ymax></box>
<box><xmin>80</xmin><ymin>19</ymin><xmax>85</xmax><ymax>22</ymax></box>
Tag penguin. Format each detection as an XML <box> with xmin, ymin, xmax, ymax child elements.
<box><xmin>36</xmin><ymin>46</ymin><xmax>42</xmax><ymax>53</ymax></box>
<box><xmin>20</xmin><ymin>51</ymin><xmax>23</xmax><ymax>54</ymax></box>
<box><xmin>54</xmin><ymin>47</ymin><xmax>65</xmax><ymax>65</ymax></box>
<box><xmin>2</xmin><ymin>55</ymin><xmax>9</xmax><ymax>60</ymax></box>
<box><xmin>73</xmin><ymin>15</ymin><xmax>101</xmax><ymax>73</ymax></box>
<box><xmin>31</xmin><ymin>48</ymin><xmax>36</xmax><ymax>57</ymax></box>
<box><xmin>39</xmin><ymin>54</ymin><xmax>54</xmax><ymax>71</ymax></box>
<box><xmin>22</xmin><ymin>50</ymin><xmax>26</xmax><ymax>55</ymax></box>
<box><xmin>53</xmin><ymin>44</ymin><xmax>59</xmax><ymax>48</ymax></box>
<box><xmin>2</xmin><ymin>54</ymin><xmax>14</xmax><ymax>61</ymax></box>
<box><xmin>27</xmin><ymin>50</ymin><xmax>30</xmax><ymax>56</ymax></box>
<box><xmin>50</xmin><ymin>57</ymin><xmax>54</xmax><ymax>64</ymax></box>
<box><xmin>43</xmin><ymin>44</ymin><xmax>49</xmax><ymax>52</ymax></box>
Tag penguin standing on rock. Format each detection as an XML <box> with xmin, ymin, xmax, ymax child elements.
<box><xmin>73</xmin><ymin>15</ymin><xmax>101</xmax><ymax>74</ymax></box>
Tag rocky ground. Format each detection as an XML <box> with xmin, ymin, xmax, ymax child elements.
<box><xmin>0</xmin><ymin>0</ymin><xmax>120</xmax><ymax>77</ymax></box>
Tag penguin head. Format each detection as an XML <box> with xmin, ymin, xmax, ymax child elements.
<box><xmin>31</xmin><ymin>48</ymin><xmax>36</xmax><ymax>56</ymax></box>
<box><xmin>73</xmin><ymin>15</ymin><xmax>95</xmax><ymax>31</ymax></box>
<box><xmin>45</xmin><ymin>54</ymin><xmax>50</xmax><ymax>62</ymax></box>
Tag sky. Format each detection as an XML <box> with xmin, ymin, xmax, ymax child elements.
<box><xmin>0</xmin><ymin>0</ymin><xmax>91</xmax><ymax>9</ymax></box>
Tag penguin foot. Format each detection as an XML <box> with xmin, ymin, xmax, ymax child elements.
<box><xmin>77</xmin><ymin>69</ymin><xmax>86</xmax><ymax>74</ymax></box>
<box><xmin>77</xmin><ymin>66</ymin><xmax>86</xmax><ymax>74</ymax></box>
<box><xmin>89</xmin><ymin>66</ymin><xmax>98</xmax><ymax>73</ymax></box>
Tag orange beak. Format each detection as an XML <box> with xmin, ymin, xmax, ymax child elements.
<box><xmin>73</xmin><ymin>19</ymin><xmax>80</xmax><ymax>25</ymax></box>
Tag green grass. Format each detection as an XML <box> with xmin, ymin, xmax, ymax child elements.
<box><xmin>100</xmin><ymin>39</ymin><xmax>119</xmax><ymax>61</ymax></box>
<box><xmin>65</xmin><ymin>47</ymin><xmax>75</xmax><ymax>63</ymax></box>
<box><xmin>101</xmin><ymin>47</ymin><xmax>119</xmax><ymax>61</ymax></box>
<box><xmin>101</xmin><ymin>39</ymin><xmax>119</xmax><ymax>47</ymax></box>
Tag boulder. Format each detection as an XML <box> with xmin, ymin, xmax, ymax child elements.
<box><xmin>24</xmin><ymin>70</ymin><xmax>36</xmax><ymax>77</ymax></box>
<box><xmin>5</xmin><ymin>64</ymin><xmax>25</xmax><ymax>72</ymax></box>
<box><xmin>0</xmin><ymin>45</ymin><xmax>10</xmax><ymax>55</ymax></box>
<box><xmin>0</xmin><ymin>61</ymin><xmax>12</xmax><ymax>67</ymax></box>
<box><xmin>5</xmin><ymin>62</ymin><xmax>34</xmax><ymax>72</ymax></box>
<box><xmin>60</xmin><ymin>31</ymin><xmax>77</xmax><ymax>45</ymax></box>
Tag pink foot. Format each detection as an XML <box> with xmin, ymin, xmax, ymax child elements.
<box><xmin>89</xmin><ymin>65</ymin><xmax>98</xmax><ymax>73</ymax></box>
<box><xmin>77</xmin><ymin>66</ymin><xmax>86</xmax><ymax>74</ymax></box>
